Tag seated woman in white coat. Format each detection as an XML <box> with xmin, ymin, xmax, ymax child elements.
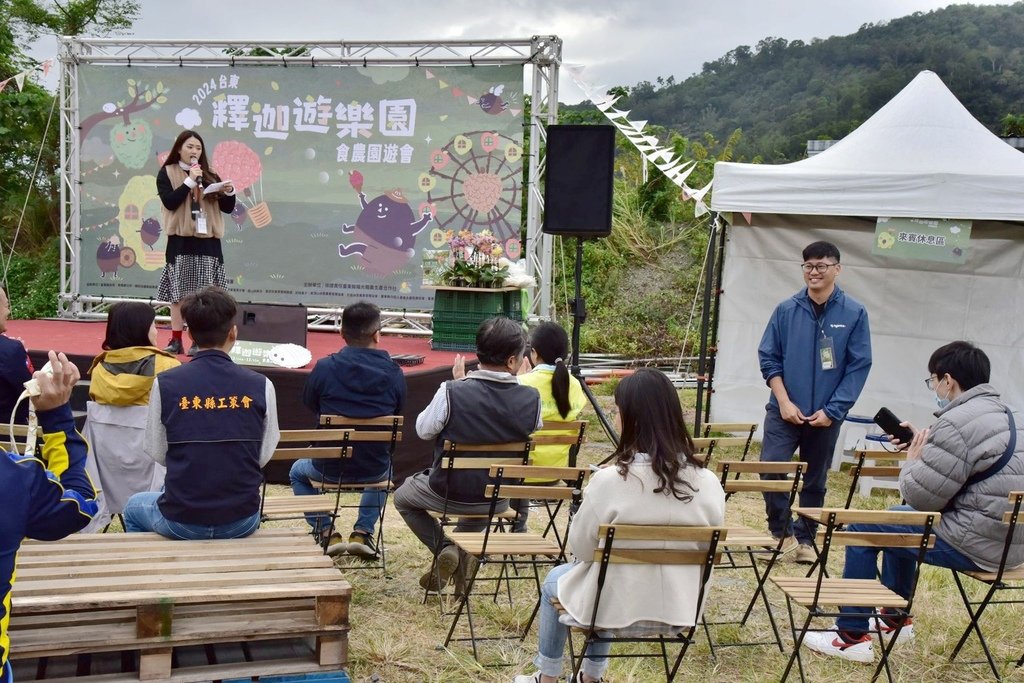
<box><xmin>514</xmin><ymin>368</ymin><xmax>726</xmax><ymax>683</ymax></box>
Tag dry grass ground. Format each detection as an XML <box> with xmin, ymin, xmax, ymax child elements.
<box><xmin>267</xmin><ymin>391</ymin><xmax>1024</xmax><ymax>682</ymax></box>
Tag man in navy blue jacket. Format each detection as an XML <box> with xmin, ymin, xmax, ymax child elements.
<box><xmin>758</xmin><ymin>241</ymin><xmax>872</xmax><ymax>564</ymax></box>
<box><xmin>124</xmin><ymin>287</ymin><xmax>280</xmax><ymax>540</ymax></box>
<box><xmin>1</xmin><ymin>351</ymin><xmax>99</xmax><ymax>682</ymax></box>
<box><xmin>291</xmin><ymin>301</ymin><xmax>406</xmax><ymax>558</ymax></box>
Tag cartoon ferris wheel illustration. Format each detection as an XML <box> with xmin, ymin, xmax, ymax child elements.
<box><xmin>422</xmin><ymin>130</ymin><xmax>524</xmax><ymax>242</ymax></box>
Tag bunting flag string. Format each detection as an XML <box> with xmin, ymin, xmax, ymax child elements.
<box><xmin>0</xmin><ymin>59</ymin><xmax>53</xmax><ymax>94</ymax></box>
<box><xmin>563</xmin><ymin>63</ymin><xmax>712</xmax><ymax>217</ymax></box>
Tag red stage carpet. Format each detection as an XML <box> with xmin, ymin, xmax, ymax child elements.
<box><xmin>7</xmin><ymin>318</ymin><xmax>463</xmax><ymax>376</ymax></box>
<box><xmin>8</xmin><ymin>318</ymin><xmax>464</xmax><ymax>482</ymax></box>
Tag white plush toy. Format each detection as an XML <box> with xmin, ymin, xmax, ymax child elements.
<box><xmin>499</xmin><ymin>257</ymin><xmax>536</xmax><ymax>289</ymax></box>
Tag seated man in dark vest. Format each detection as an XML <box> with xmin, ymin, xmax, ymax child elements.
<box><xmin>394</xmin><ymin>316</ymin><xmax>541</xmax><ymax>593</ymax></box>
<box><xmin>123</xmin><ymin>287</ymin><xmax>280</xmax><ymax>540</ymax></box>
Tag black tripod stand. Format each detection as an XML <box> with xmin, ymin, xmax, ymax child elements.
<box><xmin>565</xmin><ymin>236</ymin><xmax>620</xmax><ymax>459</ymax></box>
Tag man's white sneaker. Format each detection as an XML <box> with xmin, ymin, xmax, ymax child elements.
<box><xmin>869</xmin><ymin>615</ymin><xmax>915</xmax><ymax>645</ymax></box>
<box><xmin>802</xmin><ymin>630</ymin><xmax>874</xmax><ymax>664</ymax></box>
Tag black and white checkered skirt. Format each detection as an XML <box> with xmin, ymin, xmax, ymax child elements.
<box><xmin>157</xmin><ymin>255</ymin><xmax>227</xmax><ymax>303</ymax></box>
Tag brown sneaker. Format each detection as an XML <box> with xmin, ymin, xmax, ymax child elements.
<box><xmin>453</xmin><ymin>548</ymin><xmax>481</xmax><ymax>598</ymax></box>
<box><xmin>324</xmin><ymin>533</ymin><xmax>348</xmax><ymax>557</ymax></box>
<box><xmin>758</xmin><ymin>534</ymin><xmax>798</xmax><ymax>562</ymax></box>
<box><xmin>793</xmin><ymin>544</ymin><xmax>818</xmax><ymax>565</ymax></box>
<box><xmin>419</xmin><ymin>544</ymin><xmax>460</xmax><ymax>592</ymax></box>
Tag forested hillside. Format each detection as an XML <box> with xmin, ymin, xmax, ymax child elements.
<box><xmin>618</xmin><ymin>2</ymin><xmax>1024</xmax><ymax>161</ymax></box>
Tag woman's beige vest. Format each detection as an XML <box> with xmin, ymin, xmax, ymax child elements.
<box><xmin>162</xmin><ymin>164</ymin><xmax>226</xmax><ymax>238</ymax></box>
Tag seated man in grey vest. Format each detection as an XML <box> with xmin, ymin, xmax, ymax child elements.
<box><xmin>123</xmin><ymin>287</ymin><xmax>280</xmax><ymax>540</ymax></box>
<box><xmin>394</xmin><ymin>316</ymin><xmax>541</xmax><ymax>593</ymax></box>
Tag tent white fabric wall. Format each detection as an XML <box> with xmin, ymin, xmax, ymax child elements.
<box><xmin>709</xmin><ymin>71</ymin><xmax>1024</xmax><ymax>440</ymax></box>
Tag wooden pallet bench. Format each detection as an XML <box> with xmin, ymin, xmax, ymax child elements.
<box><xmin>9</xmin><ymin>528</ymin><xmax>351</xmax><ymax>682</ymax></box>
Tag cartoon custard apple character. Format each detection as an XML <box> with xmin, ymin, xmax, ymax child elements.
<box><xmin>338</xmin><ymin>170</ymin><xmax>433</xmax><ymax>277</ymax></box>
<box><xmin>478</xmin><ymin>85</ymin><xmax>509</xmax><ymax>115</ymax></box>
<box><xmin>97</xmin><ymin>235</ymin><xmax>122</xmax><ymax>278</ymax></box>
<box><xmin>109</xmin><ymin>118</ymin><xmax>154</xmax><ymax>169</ymax></box>
<box><xmin>139</xmin><ymin>218</ymin><xmax>162</xmax><ymax>250</ymax></box>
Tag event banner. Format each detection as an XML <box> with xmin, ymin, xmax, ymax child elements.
<box><xmin>873</xmin><ymin>216</ymin><xmax>972</xmax><ymax>264</ymax></box>
<box><xmin>77</xmin><ymin>64</ymin><xmax>525</xmax><ymax>308</ymax></box>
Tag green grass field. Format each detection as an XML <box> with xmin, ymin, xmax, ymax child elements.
<box><xmin>270</xmin><ymin>392</ymin><xmax>1023</xmax><ymax>682</ymax></box>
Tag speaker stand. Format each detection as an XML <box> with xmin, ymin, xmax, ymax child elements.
<box><xmin>566</xmin><ymin>236</ymin><xmax>620</xmax><ymax>460</ymax></box>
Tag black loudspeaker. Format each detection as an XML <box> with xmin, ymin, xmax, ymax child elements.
<box><xmin>543</xmin><ymin>124</ymin><xmax>615</xmax><ymax>237</ymax></box>
<box><xmin>233</xmin><ymin>302</ymin><xmax>308</xmax><ymax>347</ymax></box>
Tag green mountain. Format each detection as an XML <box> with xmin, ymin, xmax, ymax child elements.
<box><xmin>616</xmin><ymin>2</ymin><xmax>1024</xmax><ymax>161</ymax></box>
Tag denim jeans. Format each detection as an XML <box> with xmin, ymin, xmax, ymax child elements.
<box><xmin>2</xmin><ymin>660</ymin><xmax>12</xmax><ymax>683</ymax></box>
<box><xmin>835</xmin><ymin>505</ymin><xmax>982</xmax><ymax>633</ymax></box>
<box><xmin>288</xmin><ymin>458</ymin><xmax>388</xmax><ymax>536</ymax></box>
<box><xmin>534</xmin><ymin>563</ymin><xmax>611</xmax><ymax>680</ymax></box>
<box><xmin>760</xmin><ymin>405</ymin><xmax>842</xmax><ymax>545</ymax></box>
<box><xmin>123</xmin><ymin>491</ymin><xmax>260</xmax><ymax>540</ymax></box>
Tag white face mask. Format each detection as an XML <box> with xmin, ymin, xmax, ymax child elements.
<box><xmin>935</xmin><ymin>377</ymin><xmax>952</xmax><ymax>409</ymax></box>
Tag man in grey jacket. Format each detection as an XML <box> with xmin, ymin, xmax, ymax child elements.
<box><xmin>805</xmin><ymin>341</ymin><xmax>1024</xmax><ymax>663</ymax></box>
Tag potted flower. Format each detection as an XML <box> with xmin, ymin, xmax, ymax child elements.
<box><xmin>429</xmin><ymin>229</ymin><xmax>523</xmax><ymax>350</ymax></box>
<box><xmin>437</xmin><ymin>229</ymin><xmax>509</xmax><ymax>288</ymax></box>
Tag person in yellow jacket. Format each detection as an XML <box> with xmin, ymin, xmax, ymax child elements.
<box><xmin>515</xmin><ymin>322</ymin><xmax>586</xmax><ymax>531</ymax></box>
<box><xmin>83</xmin><ymin>302</ymin><xmax>180</xmax><ymax>530</ymax></box>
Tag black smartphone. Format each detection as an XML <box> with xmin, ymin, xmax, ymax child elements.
<box><xmin>873</xmin><ymin>407</ymin><xmax>914</xmax><ymax>444</ymax></box>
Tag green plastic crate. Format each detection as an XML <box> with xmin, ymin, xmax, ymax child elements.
<box><xmin>431</xmin><ymin>288</ymin><xmax>523</xmax><ymax>317</ymax></box>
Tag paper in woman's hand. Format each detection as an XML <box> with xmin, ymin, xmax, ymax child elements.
<box><xmin>202</xmin><ymin>180</ymin><xmax>233</xmax><ymax>195</ymax></box>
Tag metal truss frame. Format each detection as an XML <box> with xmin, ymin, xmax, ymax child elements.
<box><xmin>57</xmin><ymin>37</ymin><xmax>561</xmax><ymax>329</ymax></box>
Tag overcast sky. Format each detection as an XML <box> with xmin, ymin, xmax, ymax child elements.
<box><xmin>25</xmin><ymin>0</ymin><xmax>1014</xmax><ymax>102</ymax></box>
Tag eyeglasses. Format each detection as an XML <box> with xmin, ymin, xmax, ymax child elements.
<box><xmin>801</xmin><ymin>262</ymin><xmax>838</xmax><ymax>273</ymax></box>
<box><xmin>925</xmin><ymin>375</ymin><xmax>940</xmax><ymax>390</ymax></box>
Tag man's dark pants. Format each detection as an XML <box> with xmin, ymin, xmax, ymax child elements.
<box><xmin>760</xmin><ymin>404</ymin><xmax>843</xmax><ymax>545</ymax></box>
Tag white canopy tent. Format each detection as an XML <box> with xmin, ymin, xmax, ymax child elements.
<box><xmin>709</xmin><ymin>70</ymin><xmax>1024</xmax><ymax>444</ymax></box>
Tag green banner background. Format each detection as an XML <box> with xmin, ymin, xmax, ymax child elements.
<box><xmin>78</xmin><ymin>64</ymin><xmax>525</xmax><ymax>308</ymax></box>
<box><xmin>873</xmin><ymin>216</ymin><xmax>972</xmax><ymax>264</ymax></box>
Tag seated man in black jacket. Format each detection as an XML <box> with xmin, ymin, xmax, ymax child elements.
<box><xmin>290</xmin><ymin>301</ymin><xmax>407</xmax><ymax>557</ymax></box>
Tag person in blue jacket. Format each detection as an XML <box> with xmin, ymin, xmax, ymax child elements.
<box><xmin>758</xmin><ymin>241</ymin><xmax>872</xmax><ymax>564</ymax></box>
<box><xmin>291</xmin><ymin>301</ymin><xmax>407</xmax><ymax>558</ymax></box>
<box><xmin>1</xmin><ymin>351</ymin><xmax>99</xmax><ymax>682</ymax></box>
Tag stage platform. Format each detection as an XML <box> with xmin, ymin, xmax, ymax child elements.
<box><xmin>9</xmin><ymin>318</ymin><xmax>464</xmax><ymax>483</ymax></box>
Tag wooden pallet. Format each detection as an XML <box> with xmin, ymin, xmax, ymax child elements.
<box><xmin>10</xmin><ymin>528</ymin><xmax>351</xmax><ymax>682</ymax></box>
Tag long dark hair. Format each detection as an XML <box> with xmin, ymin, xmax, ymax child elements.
<box><xmin>103</xmin><ymin>301</ymin><xmax>156</xmax><ymax>350</ymax></box>
<box><xmin>612</xmin><ymin>368</ymin><xmax>701</xmax><ymax>501</ymax></box>
<box><xmin>530</xmin><ymin>321</ymin><xmax>572</xmax><ymax>418</ymax></box>
<box><xmin>163</xmin><ymin>129</ymin><xmax>222</xmax><ymax>185</ymax></box>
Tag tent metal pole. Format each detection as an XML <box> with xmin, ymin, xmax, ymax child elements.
<box><xmin>703</xmin><ymin>216</ymin><xmax>728</xmax><ymax>426</ymax></box>
<box><xmin>693</xmin><ymin>218</ymin><xmax>718</xmax><ymax>434</ymax></box>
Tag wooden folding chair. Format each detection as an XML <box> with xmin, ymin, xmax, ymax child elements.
<box><xmin>523</xmin><ymin>419</ymin><xmax>587</xmax><ymax>542</ymax></box>
<box><xmin>560</xmin><ymin>523</ymin><xmax>727</xmax><ymax>682</ymax></box>
<box><xmin>771</xmin><ymin>508</ymin><xmax>940</xmax><ymax>683</ymax></box>
<box><xmin>948</xmin><ymin>491</ymin><xmax>1024</xmax><ymax>680</ymax></box>
<box><xmin>703</xmin><ymin>460</ymin><xmax>804</xmax><ymax>652</ymax></box>
<box><xmin>420</xmin><ymin>440</ymin><xmax>533</xmax><ymax>606</ymax></box>
<box><xmin>844</xmin><ymin>448</ymin><xmax>906</xmax><ymax>508</ymax></box>
<box><xmin>443</xmin><ymin>464</ymin><xmax>589</xmax><ymax>661</ymax></box>
<box><xmin>701</xmin><ymin>422</ymin><xmax>760</xmax><ymax>461</ymax></box>
<box><xmin>307</xmin><ymin>414</ymin><xmax>404</xmax><ymax>571</ymax></box>
<box><xmin>258</xmin><ymin>428</ymin><xmax>354</xmax><ymax>553</ymax></box>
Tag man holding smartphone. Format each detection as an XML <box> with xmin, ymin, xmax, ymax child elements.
<box><xmin>758</xmin><ymin>241</ymin><xmax>872</xmax><ymax>564</ymax></box>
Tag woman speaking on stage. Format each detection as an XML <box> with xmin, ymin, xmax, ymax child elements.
<box><xmin>156</xmin><ymin>129</ymin><xmax>235</xmax><ymax>356</ymax></box>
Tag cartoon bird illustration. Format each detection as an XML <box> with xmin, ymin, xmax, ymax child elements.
<box><xmin>478</xmin><ymin>84</ymin><xmax>509</xmax><ymax>115</ymax></box>
<box><xmin>97</xmin><ymin>235</ymin><xmax>122</xmax><ymax>278</ymax></box>
<box><xmin>138</xmin><ymin>218</ymin><xmax>162</xmax><ymax>250</ymax></box>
